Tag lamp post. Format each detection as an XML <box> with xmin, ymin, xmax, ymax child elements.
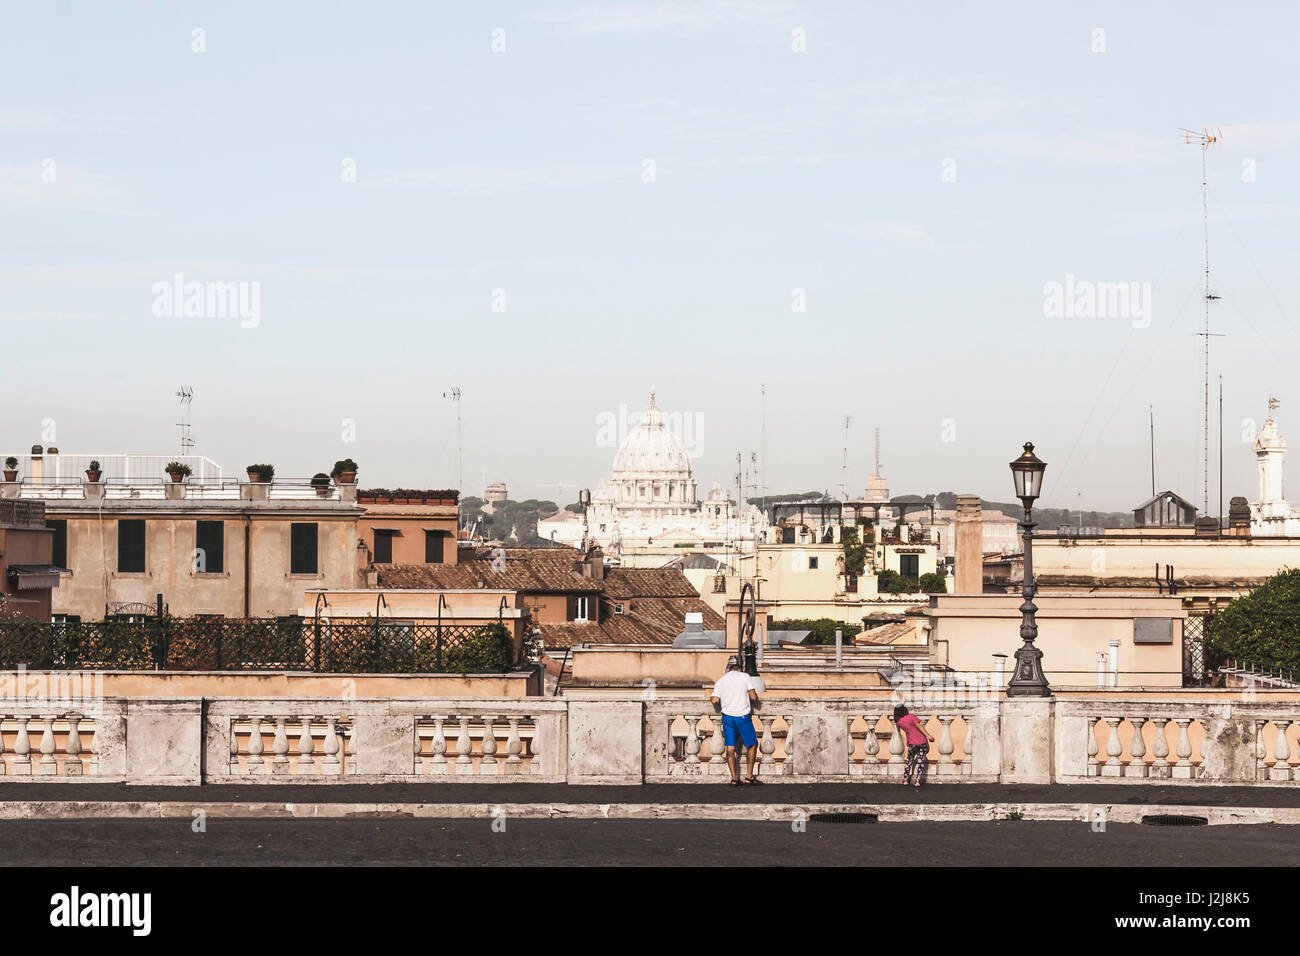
<box><xmin>1007</xmin><ymin>442</ymin><xmax>1052</xmax><ymax>697</ymax></box>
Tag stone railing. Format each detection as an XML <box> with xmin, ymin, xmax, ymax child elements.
<box><xmin>644</xmin><ymin>700</ymin><xmax>999</xmax><ymax>783</ymax></box>
<box><xmin>205</xmin><ymin>699</ymin><xmax>567</xmax><ymax>783</ymax></box>
<box><xmin>7</xmin><ymin>694</ymin><xmax>1300</xmax><ymax>786</ymax></box>
<box><xmin>1054</xmin><ymin>700</ymin><xmax>1300</xmax><ymax>784</ymax></box>
<box><xmin>0</xmin><ymin>700</ymin><xmax>125</xmax><ymax>781</ymax></box>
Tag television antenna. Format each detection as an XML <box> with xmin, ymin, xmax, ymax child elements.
<box><xmin>443</xmin><ymin>386</ymin><xmax>462</xmax><ymax>524</ymax></box>
<box><xmin>1181</xmin><ymin>126</ymin><xmax>1224</xmax><ymax>514</ymax></box>
<box><xmin>839</xmin><ymin>415</ymin><xmax>851</xmax><ymax>499</ymax></box>
<box><xmin>175</xmin><ymin>385</ymin><xmax>195</xmax><ymax>457</ymax></box>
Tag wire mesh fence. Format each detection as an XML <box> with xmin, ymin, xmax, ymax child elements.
<box><xmin>0</xmin><ymin>618</ymin><xmax>517</xmax><ymax>674</ymax></box>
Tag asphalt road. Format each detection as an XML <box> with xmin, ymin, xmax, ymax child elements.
<box><xmin>2</xmin><ymin>818</ymin><xmax>1297</xmax><ymax>866</ymax></box>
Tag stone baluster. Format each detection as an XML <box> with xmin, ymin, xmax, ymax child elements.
<box><xmin>759</xmin><ymin>716</ymin><xmax>776</xmax><ymax>767</ymax></box>
<box><xmin>1126</xmin><ymin>717</ymin><xmax>1148</xmax><ymax>778</ymax></box>
<box><xmin>1270</xmin><ymin>720</ymin><xmax>1293</xmax><ymax>782</ymax></box>
<box><xmin>38</xmin><ymin>716</ymin><xmax>57</xmax><ymax>775</ymax></box>
<box><xmin>0</xmin><ymin>718</ymin><xmax>6</xmax><ymax>775</ymax></box>
<box><xmin>1256</xmin><ymin>720</ymin><xmax>1268</xmax><ymax>780</ymax></box>
<box><xmin>708</xmin><ymin>715</ymin><xmax>724</xmax><ymax>768</ymax></box>
<box><xmin>1100</xmin><ymin>717</ymin><xmax>1123</xmax><ymax>777</ymax></box>
<box><xmin>1087</xmin><ymin>716</ymin><xmax>1099</xmax><ymax>775</ymax></box>
<box><xmin>322</xmin><ymin>717</ymin><xmax>341</xmax><ymax>774</ymax></box>
<box><xmin>481</xmin><ymin>716</ymin><xmax>499</xmax><ymax>773</ymax></box>
<box><xmin>89</xmin><ymin>718</ymin><xmax>102</xmax><ymax>776</ymax></box>
<box><xmin>863</xmin><ymin>714</ymin><xmax>880</xmax><ymax>774</ymax></box>
<box><xmin>887</xmin><ymin>718</ymin><xmax>903</xmax><ymax>777</ymax></box>
<box><xmin>1150</xmin><ymin>717</ymin><xmax>1170</xmax><ymax>777</ymax></box>
<box><xmin>13</xmin><ymin>717</ymin><xmax>31</xmax><ymax>774</ymax></box>
<box><xmin>455</xmin><ymin>716</ymin><xmax>474</xmax><ymax>775</ymax></box>
<box><xmin>937</xmin><ymin>715</ymin><xmax>955</xmax><ymax>774</ymax></box>
<box><xmin>344</xmin><ymin>722</ymin><xmax>357</xmax><ymax>773</ymax></box>
<box><xmin>429</xmin><ymin>716</ymin><xmax>448</xmax><ymax>774</ymax></box>
<box><xmin>782</xmin><ymin>716</ymin><xmax>795</xmax><ymax>774</ymax></box>
<box><xmin>684</xmin><ymin>715</ymin><xmax>701</xmax><ymax>764</ymax></box>
<box><xmin>525</xmin><ymin>715</ymin><xmax>541</xmax><ymax>775</ymax></box>
<box><xmin>847</xmin><ymin>716</ymin><xmax>857</xmax><ymax>770</ymax></box>
<box><xmin>271</xmin><ymin>717</ymin><xmax>290</xmax><ymax>774</ymax></box>
<box><xmin>246</xmin><ymin>717</ymin><xmax>265</xmax><ymax>773</ymax></box>
<box><xmin>296</xmin><ymin>717</ymin><xmax>315</xmax><ymax>774</ymax></box>
<box><xmin>65</xmin><ymin>717</ymin><xmax>83</xmax><ymax>776</ymax></box>
<box><xmin>1171</xmin><ymin>718</ymin><xmax>1194</xmax><ymax>779</ymax></box>
<box><xmin>963</xmin><ymin>715</ymin><xmax>975</xmax><ymax>768</ymax></box>
<box><xmin>505</xmin><ymin>717</ymin><xmax>523</xmax><ymax>775</ymax></box>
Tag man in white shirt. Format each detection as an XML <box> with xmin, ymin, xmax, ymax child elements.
<box><xmin>710</xmin><ymin>656</ymin><xmax>762</xmax><ymax>785</ymax></box>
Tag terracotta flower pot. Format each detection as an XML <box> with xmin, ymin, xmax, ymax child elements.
<box><xmin>3</xmin><ymin>470</ymin><xmax>17</xmax><ymax>482</ymax></box>
<box><xmin>335</xmin><ymin>470</ymin><xmax>357</xmax><ymax>484</ymax></box>
<box><xmin>247</xmin><ymin>471</ymin><xmax>270</xmax><ymax>484</ymax></box>
<box><xmin>85</xmin><ymin>470</ymin><xmax>102</xmax><ymax>482</ymax></box>
<box><xmin>167</xmin><ymin>472</ymin><xmax>185</xmax><ymax>483</ymax></box>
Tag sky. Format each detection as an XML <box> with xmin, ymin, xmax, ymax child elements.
<box><xmin>3</xmin><ymin>1</ymin><xmax>1298</xmax><ymax>513</ymax></box>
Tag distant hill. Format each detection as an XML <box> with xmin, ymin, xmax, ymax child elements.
<box><xmin>460</xmin><ymin>496</ymin><xmax>560</xmax><ymax>545</ymax></box>
<box><xmin>749</xmin><ymin>489</ymin><xmax>1133</xmax><ymax>530</ymax></box>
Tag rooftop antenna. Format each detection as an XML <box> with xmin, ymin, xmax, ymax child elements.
<box><xmin>443</xmin><ymin>386</ymin><xmax>462</xmax><ymax>527</ymax></box>
<box><xmin>1181</xmin><ymin>126</ymin><xmax>1224</xmax><ymax>514</ymax></box>
<box><xmin>1148</xmin><ymin>406</ymin><xmax>1156</xmax><ymax>497</ymax></box>
<box><xmin>874</xmin><ymin>426</ymin><xmax>881</xmax><ymax>475</ymax></box>
<box><xmin>839</xmin><ymin>415</ymin><xmax>851</xmax><ymax>500</ymax></box>
<box><xmin>760</xmin><ymin>383</ymin><xmax>767</xmax><ymax>513</ymax></box>
<box><xmin>175</xmin><ymin>385</ymin><xmax>194</xmax><ymax>458</ymax></box>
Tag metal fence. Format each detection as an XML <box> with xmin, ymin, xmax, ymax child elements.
<box><xmin>0</xmin><ymin>618</ymin><xmax>517</xmax><ymax>674</ymax></box>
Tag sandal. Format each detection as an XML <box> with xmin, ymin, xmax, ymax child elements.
<box><xmin>730</xmin><ymin>778</ymin><xmax>743</xmax><ymax>786</ymax></box>
<box><xmin>746</xmin><ymin>776</ymin><xmax>763</xmax><ymax>785</ymax></box>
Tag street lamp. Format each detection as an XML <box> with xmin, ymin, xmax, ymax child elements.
<box><xmin>1007</xmin><ymin>442</ymin><xmax>1052</xmax><ymax>697</ymax></box>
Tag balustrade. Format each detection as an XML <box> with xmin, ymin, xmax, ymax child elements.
<box><xmin>0</xmin><ymin>714</ymin><xmax>98</xmax><ymax>776</ymax></box>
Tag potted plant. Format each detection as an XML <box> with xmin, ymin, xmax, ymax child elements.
<box><xmin>311</xmin><ymin>472</ymin><xmax>331</xmax><ymax>497</ymax></box>
<box><xmin>331</xmin><ymin>458</ymin><xmax>358</xmax><ymax>484</ymax></box>
<box><xmin>246</xmin><ymin>464</ymin><xmax>275</xmax><ymax>483</ymax></box>
<box><xmin>165</xmin><ymin>461</ymin><xmax>192</xmax><ymax>483</ymax></box>
<box><xmin>85</xmin><ymin>459</ymin><xmax>103</xmax><ymax>482</ymax></box>
<box><xmin>3</xmin><ymin>456</ymin><xmax>17</xmax><ymax>482</ymax></box>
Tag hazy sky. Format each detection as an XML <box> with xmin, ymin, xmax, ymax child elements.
<box><xmin>3</xmin><ymin>1</ymin><xmax>1298</xmax><ymax>513</ymax></box>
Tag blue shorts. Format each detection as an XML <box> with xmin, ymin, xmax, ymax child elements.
<box><xmin>721</xmin><ymin>713</ymin><xmax>757</xmax><ymax>748</ymax></box>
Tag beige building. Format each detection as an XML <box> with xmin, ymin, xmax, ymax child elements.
<box><xmin>922</xmin><ymin>593</ymin><xmax>1187</xmax><ymax>689</ymax></box>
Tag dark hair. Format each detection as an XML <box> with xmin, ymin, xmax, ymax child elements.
<box><xmin>893</xmin><ymin>704</ymin><xmax>909</xmax><ymax>722</ymax></box>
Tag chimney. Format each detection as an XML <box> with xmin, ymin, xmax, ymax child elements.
<box><xmin>1227</xmin><ymin>496</ymin><xmax>1252</xmax><ymax>536</ymax></box>
<box><xmin>954</xmin><ymin>494</ymin><xmax>983</xmax><ymax>594</ymax></box>
<box><xmin>29</xmin><ymin>445</ymin><xmax>43</xmax><ymax>483</ymax></box>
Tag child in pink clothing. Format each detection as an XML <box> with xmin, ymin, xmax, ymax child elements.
<box><xmin>893</xmin><ymin>705</ymin><xmax>935</xmax><ymax>786</ymax></box>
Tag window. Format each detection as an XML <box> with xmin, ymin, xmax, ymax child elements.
<box><xmin>808</xmin><ymin>556</ymin><xmax>819</xmax><ymax>570</ymax></box>
<box><xmin>117</xmin><ymin>520</ymin><xmax>145</xmax><ymax>573</ymax></box>
<box><xmin>572</xmin><ymin>596</ymin><xmax>590</xmax><ymax>622</ymax></box>
<box><xmin>46</xmin><ymin>519</ymin><xmax>67</xmax><ymax>569</ymax></box>
<box><xmin>290</xmin><ymin>523</ymin><xmax>318</xmax><ymax>574</ymax></box>
<box><xmin>195</xmin><ymin>520</ymin><xmax>224</xmax><ymax>573</ymax></box>
<box><xmin>424</xmin><ymin>530</ymin><xmax>444</xmax><ymax>564</ymax></box>
<box><xmin>374</xmin><ymin>530</ymin><xmax>395</xmax><ymax>563</ymax></box>
<box><xmin>899</xmin><ymin>554</ymin><xmax>919</xmax><ymax>583</ymax></box>
<box><xmin>614</xmin><ymin>602</ymin><xmax>625</xmax><ymax>615</ymax></box>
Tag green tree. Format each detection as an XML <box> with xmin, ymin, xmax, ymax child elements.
<box><xmin>877</xmin><ymin>569</ymin><xmax>907</xmax><ymax>593</ymax></box>
<box><xmin>1205</xmin><ymin>568</ymin><xmax>1300</xmax><ymax>672</ymax></box>
<box><xmin>918</xmin><ymin>571</ymin><xmax>947</xmax><ymax>594</ymax></box>
<box><xmin>770</xmin><ymin>618</ymin><xmax>862</xmax><ymax>645</ymax></box>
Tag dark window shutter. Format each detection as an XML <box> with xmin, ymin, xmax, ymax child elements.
<box><xmin>196</xmin><ymin>520</ymin><xmax>224</xmax><ymax>573</ymax></box>
<box><xmin>424</xmin><ymin>530</ymin><xmax>444</xmax><ymax>564</ymax></box>
<box><xmin>374</xmin><ymin>530</ymin><xmax>393</xmax><ymax>563</ymax></box>
<box><xmin>291</xmin><ymin>523</ymin><xmax>318</xmax><ymax>574</ymax></box>
<box><xmin>117</xmin><ymin>520</ymin><xmax>146</xmax><ymax>573</ymax></box>
<box><xmin>46</xmin><ymin>519</ymin><xmax>68</xmax><ymax>569</ymax></box>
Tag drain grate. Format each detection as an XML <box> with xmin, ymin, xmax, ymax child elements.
<box><xmin>808</xmin><ymin>812</ymin><xmax>878</xmax><ymax>824</ymax></box>
<box><xmin>1141</xmin><ymin>814</ymin><xmax>1209</xmax><ymax>827</ymax></box>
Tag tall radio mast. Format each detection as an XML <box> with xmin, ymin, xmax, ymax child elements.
<box><xmin>1181</xmin><ymin>126</ymin><xmax>1223</xmax><ymax>514</ymax></box>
